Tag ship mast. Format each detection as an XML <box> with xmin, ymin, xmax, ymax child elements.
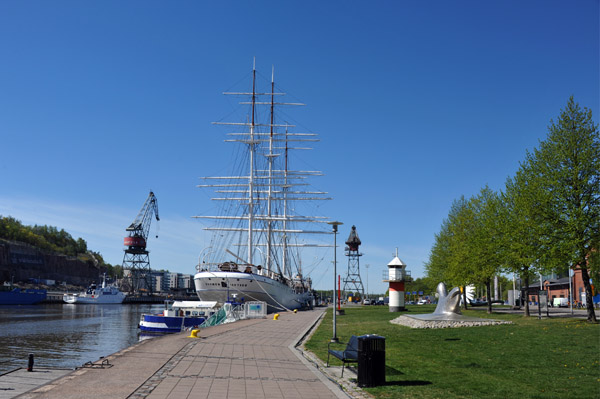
<box><xmin>193</xmin><ymin>62</ymin><xmax>333</xmax><ymax>276</ymax></box>
<box><xmin>282</xmin><ymin>127</ymin><xmax>289</xmax><ymax>277</ymax></box>
<box><xmin>266</xmin><ymin>66</ymin><xmax>275</xmax><ymax>275</ymax></box>
<box><xmin>248</xmin><ymin>59</ymin><xmax>256</xmax><ymax>268</ymax></box>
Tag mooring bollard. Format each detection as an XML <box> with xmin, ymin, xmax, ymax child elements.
<box><xmin>273</xmin><ymin>313</ymin><xmax>279</xmax><ymax>320</ymax></box>
<box><xmin>27</xmin><ymin>354</ymin><xmax>34</xmax><ymax>372</ymax></box>
<box><xmin>188</xmin><ymin>329</ymin><xmax>200</xmax><ymax>338</ymax></box>
<box><xmin>294</xmin><ymin>309</ymin><xmax>297</xmax><ymax>313</ymax></box>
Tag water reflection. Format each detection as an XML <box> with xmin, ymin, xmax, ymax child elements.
<box><xmin>0</xmin><ymin>304</ymin><xmax>162</xmax><ymax>373</ymax></box>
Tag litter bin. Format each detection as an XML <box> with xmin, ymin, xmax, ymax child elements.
<box><xmin>357</xmin><ymin>334</ymin><xmax>385</xmax><ymax>387</ymax></box>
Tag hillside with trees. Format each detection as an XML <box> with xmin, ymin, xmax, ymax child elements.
<box><xmin>0</xmin><ymin>216</ymin><xmax>123</xmax><ymax>284</ymax></box>
<box><xmin>0</xmin><ymin>216</ymin><xmax>88</xmax><ymax>256</ymax></box>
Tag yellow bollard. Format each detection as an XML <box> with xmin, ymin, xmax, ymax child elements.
<box><xmin>188</xmin><ymin>329</ymin><xmax>200</xmax><ymax>338</ymax></box>
<box><xmin>294</xmin><ymin>309</ymin><xmax>297</xmax><ymax>313</ymax></box>
<box><xmin>273</xmin><ymin>313</ymin><xmax>279</xmax><ymax>320</ymax></box>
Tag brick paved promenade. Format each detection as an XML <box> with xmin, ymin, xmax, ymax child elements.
<box><xmin>19</xmin><ymin>308</ymin><xmax>349</xmax><ymax>399</ymax></box>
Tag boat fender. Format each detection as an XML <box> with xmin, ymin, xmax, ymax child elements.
<box><xmin>273</xmin><ymin>313</ymin><xmax>279</xmax><ymax>320</ymax></box>
<box><xmin>188</xmin><ymin>329</ymin><xmax>200</xmax><ymax>338</ymax></box>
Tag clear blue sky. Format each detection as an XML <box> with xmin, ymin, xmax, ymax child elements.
<box><xmin>1</xmin><ymin>1</ymin><xmax>598</xmax><ymax>295</ymax></box>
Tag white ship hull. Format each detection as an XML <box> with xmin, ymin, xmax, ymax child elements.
<box><xmin>194</xmin><ymin>271</ymin><xmax>311</xmax><ymax>313</ymax></box>
<box><xmin>63</xmin><ymin>290</ymin><xmax>126</xmax><ymax>304</ymax></box>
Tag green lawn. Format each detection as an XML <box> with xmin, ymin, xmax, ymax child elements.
<box><xmin>304</xmin><ymin>306</ymin><xmax>600</xmax><ymax>398</ymax></box>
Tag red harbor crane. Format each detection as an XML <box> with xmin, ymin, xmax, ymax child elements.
<box><xmin>122</xmin><ymin>191</ymin><xmax>159</xmax><ymax>294</ymax></box>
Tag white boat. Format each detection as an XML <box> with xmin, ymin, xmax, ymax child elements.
<box><xmin>193</xmin><ymin>62</ymin><xmax>331</xmax><ymax>313</ymax></box>
<box><xmin>63</xmin><ymin>275</ymin><xmax>126</xmax><ymax>304</ymax></box>
<box><xmin>139</xmin><ymin>301</ymin><xmax>218</xmax><ymax>333</ymax></box>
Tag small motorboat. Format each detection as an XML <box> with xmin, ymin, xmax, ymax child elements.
<box><xmin>139</xmin><ymin>300</ymin><xmax>218</xmax><ymax>333</ymax></box>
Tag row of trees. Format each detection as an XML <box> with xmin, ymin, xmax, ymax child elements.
<box><xmin>425</xmin><ymin>97</ymin><xmax>599</xmax><ymax>322</ymax></box>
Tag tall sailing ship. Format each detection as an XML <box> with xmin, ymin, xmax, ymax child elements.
<box><xmin>193</xmin><ymin>62</ymin><xmax>331</xmax><ymax>313</ymax></box>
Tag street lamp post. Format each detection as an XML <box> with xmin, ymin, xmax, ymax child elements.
<box><xmin>365</xmin><ymin>264</ymin><xmax>370</xmax><ymax>301</ymax></box>
<box><xmin>327</xmin><ymin>221</ymin><xmax>343</xmax><ymax>343</ymax></box>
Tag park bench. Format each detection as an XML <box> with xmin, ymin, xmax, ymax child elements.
<box><xmin>327</xmin><ymin>335</ymin><xmax>358</xmax><ymax>377</ymax></box>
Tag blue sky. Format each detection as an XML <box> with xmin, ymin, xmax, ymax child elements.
<box><xmin>0</xmin><ymin>1</ymin><xmax>598</xmax><ymax>294</ymax></box>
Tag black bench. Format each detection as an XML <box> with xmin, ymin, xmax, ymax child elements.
<box><xmin>327</xmin><ymin>335</ymin><xmax>358</xmax><ymax>377</ymax></box>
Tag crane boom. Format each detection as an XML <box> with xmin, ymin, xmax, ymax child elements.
<box><xmin>124</xmin><ymin>191</ymin><xmax>159</xmax><ymax>249</ymax></box>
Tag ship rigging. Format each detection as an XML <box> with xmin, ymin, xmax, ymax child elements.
<box><xmin>193</xmin><ymin>61</ymin><xmax>331</xmax><ymax>311</ymax></box>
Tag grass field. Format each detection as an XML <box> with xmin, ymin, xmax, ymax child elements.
<box><xmin>304</xmin><ymin>305</ymin><xmax>599</xmax><ymax>398</ymax></box>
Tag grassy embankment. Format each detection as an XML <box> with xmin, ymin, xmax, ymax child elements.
<box><xmin>304</xmin><ymin>305</ymin><xmax>599</xmax><ymax>399</ymax></box>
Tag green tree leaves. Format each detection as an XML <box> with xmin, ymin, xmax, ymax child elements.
<box><xmin>0</xmin><ymin>217</ymin><xmax>88</xmax><ymax>257</ymax></box>
<box><xmin>426</xmin><ymin>97</ymin><xmax>599</xmax><ymax>321</ymax></box>
<box><xmin>522</xmin><ymin>97</ymin><xmax>599</xmax><ymax>321</ymax></box>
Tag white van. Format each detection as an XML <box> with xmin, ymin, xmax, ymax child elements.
<box><xmin>553</xmin><ymin>298</ymin><xmax>568</xmax><ymax>307</ymax></box>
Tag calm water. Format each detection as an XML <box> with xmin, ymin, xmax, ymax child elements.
<box><xmin>0</xmin><ymin>303</ymin><xmax>164</xmax><ymax>373</ymax></box>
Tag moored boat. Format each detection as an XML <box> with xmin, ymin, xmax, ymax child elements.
<box><xmin>139</xmin><ymin>300</ymin><xmax>218</xmax><ymax>333</ymax></box>
<box><xmin>63</xmin><ymin>275</ymin><xmax>125</xmax><ymax>304</ymax></box>
<box><xmin>0</xmin><ymin>283</ymin><xmax>47</xmax><ymax>305</ymax></box>
<box><xmin>193</xmin><ymin>61</ymin><xmax>329</xmax><ymax>313</ymax></box>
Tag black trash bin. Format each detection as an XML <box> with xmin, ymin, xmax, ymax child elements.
<box><xmin>357</xmin><ymin>334</ymin><xmax>385</xmax><ymax>387</ymax></box>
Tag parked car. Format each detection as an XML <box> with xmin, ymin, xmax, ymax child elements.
<box><xmin>362</xmin><ymin>299</ymin><xmax>371</xmax><ymax>305</ymax></box>
<box><xmin>375</xmin><ymin>300</ymin><xmax>385</xmax><ymax>306</ymax></box>
<box><xmin>417</xmin><ymin>299</ymin><xmax>427</xmax><ymax>305</ymax></box>
<box><xmin>469</xmin><ymin>299</ymin><xmax>487</xmax><ymax>306</ymax></box>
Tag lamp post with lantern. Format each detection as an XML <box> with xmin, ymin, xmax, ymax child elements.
<box><xmin>327</xmin><ymin>221</ymin><xmax>343</xmax><ymax>343</ymax></box>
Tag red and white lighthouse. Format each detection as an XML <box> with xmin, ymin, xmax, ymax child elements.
<box><xmin>383</xmin><ymin>249</ymin><xmax>410</xmax><ymax>312</ymax></box>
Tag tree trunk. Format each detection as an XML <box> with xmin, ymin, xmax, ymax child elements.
<box><xmin>486</xmin><ymin>279</ymin><xmax>492</xmax><ymax>314</ymax></box>
<box><xmin>523</xmin><ymin>273</ymin><xmax>530</xmax><ymax>317</ymax></box>
<box><xmin>462</xmin><ymin>287</ymin><xmax>468</xmax><ymax>310</ymax></box>
<box><xmin>580</xmin><ymin>267</ymin><xmax>597</xmax><ymax>322</ymax></box>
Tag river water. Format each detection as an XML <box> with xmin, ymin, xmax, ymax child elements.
<box><xmin>0</xmin><ymin>303</ymin><xmax>164</xmax><ymax>374</ymax></box>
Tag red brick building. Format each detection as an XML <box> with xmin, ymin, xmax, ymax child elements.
<box><xmin>527</xmin><ymin>267</ymin><xmax>590</xmax><ymax>306</ymax></box>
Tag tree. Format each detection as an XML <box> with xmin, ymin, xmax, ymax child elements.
<box><xmin>456</xmin><ymin>187</ymin><xmax>504</xmax><ymax>314</ymax></box>
<box><xmin>405</xmin><ymin>277</ymin><xmax>437</xmax><ymax>298</ymax></box>
<box><xmin>425</xmin><ymin>196</ymin><xmax>471</xmax><ymax>290</ymax></box>
<box><xmin>425</xmin><ymin>216</ymin><xmax>453</xmax><ymax>284</ymax></box>
<box><xmin>501</xmin><ymin>165</ymin><xmax>547</xmax><ymax>317</ymax></box>
<box><xmin>76</xmin><ymin>238</ymin><xmax>87</xmax><ymax>254</ymax></box>
<box><xmin>426</xmin><ymin>189</ymin><xmax>505</xmax><ymax>314</ymax></box>
<box><xmin>524</xmin><ymin>97</ymin><xmax>599</xmax><ymax>322</ymax></box>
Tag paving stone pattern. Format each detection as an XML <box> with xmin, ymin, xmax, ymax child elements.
<box><xmin>19</xmin><ymin>310</ymin><xmax>348</xmax><ymax>399</ymax></box>
<box><xmin>140</xmin><ymin>313</ymin><xmax>340</xmax><ymax>399</ymax></box>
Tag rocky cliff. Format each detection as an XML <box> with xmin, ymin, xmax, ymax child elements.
<box><xmin>0</xmin><ymin>239</ymin><xmax>101</xmax><ymax>285</ymax></box>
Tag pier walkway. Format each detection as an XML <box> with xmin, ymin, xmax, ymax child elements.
<box><xmin>18</xmin><ymin>308</ymin><xmax>350</xmax><ymax>399</ymax></box>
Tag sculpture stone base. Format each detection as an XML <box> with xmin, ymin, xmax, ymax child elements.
<box><xmin>389</xmin><ymin>282</ymin><xmax>512</xmax><ymax>328</ymax></box>
<box><xmin>336</xmin><ymin>309</ymin><xmax>345</xmax><ymax>315</ymax></box>
<box><xmin>391</xmin><ymin>314</ymin><xmax>512</xmax><ymax>328</ymax></box>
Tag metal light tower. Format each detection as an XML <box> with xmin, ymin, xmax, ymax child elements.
<box><xmin>327</xmin><ymin>221</ymin><xmax>343</xmax><ymax>343</ymax></box>
<box><xmin>342</xmin><ymin>225</ymin><xmax>365</xmax><ymax>302</ymax></box>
